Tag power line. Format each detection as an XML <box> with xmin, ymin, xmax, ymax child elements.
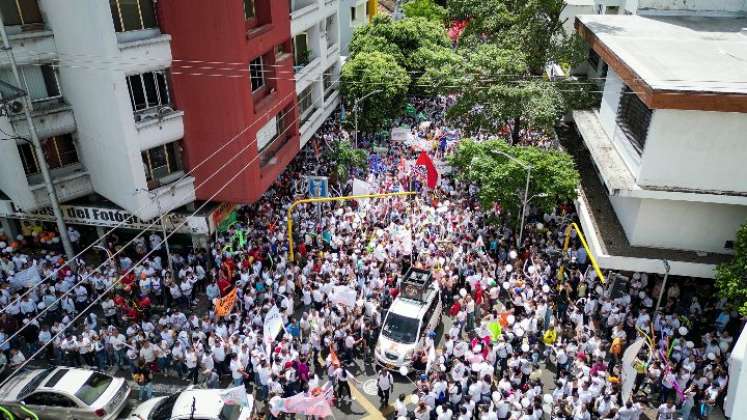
<box><xmin>0</xmin><ymin>87</ymin><xmax>331</xmax><ymax>351</ymax></box>
<box><xmin>0</xmin><ymin>87</ymin><xmax>300</xmax><ymax>316</ymax></box>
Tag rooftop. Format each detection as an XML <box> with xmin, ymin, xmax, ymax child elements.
<box><xmin>576</xmin><ymin>14</ymin><xmax>747</xmax><ymax>111</ymax></box>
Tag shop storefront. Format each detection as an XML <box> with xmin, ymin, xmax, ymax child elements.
<box><xmin>0</xmin><ymin>199</ymin><xmax>236</xmax><ymax>252</ymax></box>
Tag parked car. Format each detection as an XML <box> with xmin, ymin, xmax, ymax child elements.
<box><xmin>0</xmin><ymin>367</ymin><xmax>130</xmax><ymax>420</ymax></box>
<box><xmin>129</xmin><ymin>389</ymin><xmax>253</xmax><ymax>420</ymax></box>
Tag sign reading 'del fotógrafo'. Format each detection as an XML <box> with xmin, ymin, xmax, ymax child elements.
<box><xmin>0</xmin><ymin>200</ymin><xmax>210</xmax><ymax>234</ymax></box>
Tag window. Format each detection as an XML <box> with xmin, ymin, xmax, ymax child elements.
<box><xmin>293</xmin><ymin>33</ymin><xmax>309</xmax><ymax>68</ymax></box>
<box><xmin>141</xmin><ymin>141</ymin><xmax>183</xmax><ymax>189</ymax></box>
<box><xmin>75</xmin><ymin>372</ymin><xmax>113</xmax><ymax>405</ymax></box>
<box><xmin>0</xmin><ymin>0</ymin><xmax>42</xmax><ymax>27</ymax></box>
<box><xmin>23</xmin><ymin>392</ymin><xmax>77</xmax><ymax>408</ymax></box>
<box><xmin>249</xmin><ymin>57</ymin><xmax>265</xmax><ymax>92</ymax></box>
<box><xmin>126</xmin><ymin>70</ymin><xmax>171</xmax><ymax>119</ymax></box>
<box><xmin>0</xmin><ymin>64</ymin><xmax>61</xmax><ymax>102</ymax></box>
<box><xmin>110</xmin><ymin>0</ymin><xmax>157</xmax><ymax>32</ymax></box>
<box><xmin>323</xmin><ymin>66</ymin><xmax>336</xmax><ymax>99</ymax></box>
<box><xmin>616</xmin><ymin>86</ymin><xmax>652</xmax><ymax>153</ymax></box>
<box><xmin>606</xmin><ymin>6</ymin><xmax>619</xmax><ymax>14</ymax></box>
<box><xmin>298</xmin><ymin>85</ymin><xmax>314</xmax><ymax>125</ymax></box>
<box><xmin>350</xmin><ymin>6</ymin><xmax>356</xmax><ymax>22</ymax></box>
<box><xmin>243</xmin><ymin>0</ymin><xmax>255</xmax><ymax>19</ymax></box>
<box><xmin>18</xmin><ymin>134</ymin><xmax>79</xmax><ymax>176</ymax></box>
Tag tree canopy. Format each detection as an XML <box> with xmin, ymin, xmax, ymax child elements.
<box><xmin>340</xmin><ymin>51</ymin><xmax>410</xmax><ymax>133</ymax></box>
<box><xmin>402</xmin><ymin>0</ymin><xmax>448</xmax><ymax>23</ymax></box>
<box><xmin>348</xmin><ymin>16</ymin><xmax>457</xmax><ymax>86</ymax></box>
<box><xmin>449</xmin><ymin>138</ymin><xmax>579</xmax><ymax>219</ymax></box>
<box><xmin>447</xmin><ymin>0</ymin><xmax>581</xmax><ymax>74</ymax></box>
<box><xmin>442</xmin><ymin>44</ymin><xmax>566</xmax><ymax>140</ymax></box>
<box><xmin>325</xmin><ymin>139</ymin><xmax>368</xmax><ymax>186</ymax></box>
<box><xmin>715</xmin><ymin>222</ymin><xmax>747</xmax><ymax>316</ymax></box>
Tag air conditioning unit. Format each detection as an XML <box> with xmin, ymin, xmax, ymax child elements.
<box><xmin>7</xmin><ymin>100</ymin><xmax>23</xmax><ymax>114</ymax></box>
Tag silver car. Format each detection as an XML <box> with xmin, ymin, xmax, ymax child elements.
<box><xmin>0</xmin><ymin>367</ymin><xmax>130</xmax><ymax>420</ymax></box>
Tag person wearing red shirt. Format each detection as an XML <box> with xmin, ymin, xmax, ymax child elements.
<box><xmin>449</xmin><ymin>300</ymin><xmax>461</xmax><ymax>317</ymax></box>
<box><xmin>217</xmin><ymin>277</ymin><xmax>232</xmax><ymax>296</ymax></box>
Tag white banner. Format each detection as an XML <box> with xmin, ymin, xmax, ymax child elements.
<box><xmin>263</xmin><ymin>306</ymin><xmax>283</xmax><ymax>343</ymax></box>
<box><xmin>391</xmin><ymin>127</ymin><xmax>412</xmax><ymax>142</ymax></box>
<box><xmin>10</xmin><ymin>265</ymin><xmax>41</xmax><ymax>290</ymax></box>
<box><xmin>329</xmin><ymin>286</ymin><xmax>357</xmax><ymax>307</ymax></box>
<box><xmin>621</xmin><ymin>338</ymin><xmax>645</xmax><ymax>403</ymax></box>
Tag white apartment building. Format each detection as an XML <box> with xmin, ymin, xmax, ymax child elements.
<box><xmin>338</xmin><ymin>0</ymin><xmax>369</xmax><ymax>55</ymax></box>
<box><xmin>290</xmin><ymin>0</ymin><xmax>342</xmax><ymax>148</ymax></box>
<box><xmin>571</xmin><ymin>14</ymin><xmax>747</xmax><ymax>279</ymax></box>
<box><xmin>0</xmin><ymin>0</ymin><xmax>90</xmax><ymax>214</ymax></box>
<box><xmin>0</xmin><ymin>0</ymin><xmax>213</xmax><ymax>242</ymax></box>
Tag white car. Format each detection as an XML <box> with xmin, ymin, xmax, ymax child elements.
<box><xmin>376</xmin><ymin>268</ymin><xmax>442</xmax><ymax>370</ymax></box>
<box><xmin>0</xmin><ymin>367</ymin><xmax>130</xmax><ymax>420</ymax></box>
<box><xmin>128</xmin><ymin>389</ymin><xmax>254</xmax><ymax>420</ymax></box>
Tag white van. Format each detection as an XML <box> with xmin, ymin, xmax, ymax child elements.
<box><xmin>375</xmin><ymin>269</ymin><xmax>441</xmax><ymax>370</ymax></box>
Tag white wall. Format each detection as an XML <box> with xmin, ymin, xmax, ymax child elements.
<box><xmin>639</xmin><ymin>109</ymin><xmax>747</xmax><ymax>193</ymax></box>
<box><xmin>621</xmin><ymin>196</ymin><xmax>747</xmax><ymax>253</ymax></box>
<box><xmin>599</xmin><ymin>68</ymin><xmax>623</xmax><ymax>139</ymax></box>
<box><xmin>0</xmin><ymin>121</ymin><xmax>34</xmax><ymax>209</ymax></box>
<box><xmin>40</xmin><ymin>0</ymin><xmax>191</xmax><ymax>221</ymax></box>
<box><xmin>609</xmin><ymin>195</ymin><xmax>642</xmax><ymax>242</ymax></box>
<box><xmin>725</xmin><ymin>325</ymin><xmax>747</xmax><ymax>418</ymax></box>
<box><xmin>561</xmin><ymin>3</ymin><xmax>596</xmax><ymax>34</ymax></box>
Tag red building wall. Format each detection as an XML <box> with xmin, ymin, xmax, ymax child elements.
<box><xmin>158</xmin><ymin>0</ymin><xmax>299</xmax><ymax>203</ymax></box>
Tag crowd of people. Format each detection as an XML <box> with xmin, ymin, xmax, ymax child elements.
<box><xmin>0</xmin><ymin>96</ymin><xmax>742</xmax><ymax>420</ymax></box>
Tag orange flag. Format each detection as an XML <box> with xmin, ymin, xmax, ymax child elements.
<box><xmin>499</xmin><ymin>311</ymin><xmax>510</xmax><ymax>328</ymax></box>
<box><xmin>214</xmin><ymin>288</ymin><xmax>238</xmax><ymax>318</ymax></box>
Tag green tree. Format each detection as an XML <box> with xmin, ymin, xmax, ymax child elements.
<box><xmin>444</xmin><ymin>44</ymin><xmax>565</xmax><ymax>141</ymax></box>
<box><xmin>715</xmin><ymin>223</ymin><xmax>747</xmax><ymax>316</ymax></box>
<box><xmin>402</xmin><ymin>0</ymin><xmax>448</xmax><ymax>22</ymax></box>
<box><xmin>340</xmin><ymin>51</ymin><xmax>410</xmax><ymax>133</ymax></box>
<box><xmin>449</xmin><ymin>138</ymin><xmax>579</xmax><ymax>220</ymax></box>
<box><xmin>348</xmin><ymin>16</ymin><xmax>456</xmax><ymax>92</ymax></box>
<box><xmin>326</xmin><ymin>139</ymin><xmax>368</xmax><ymax>187</ymax></box>
<box><xmin>448</xmin><ymin>0</ymin><xmax>584</xmax><ymax>74</ymax></box>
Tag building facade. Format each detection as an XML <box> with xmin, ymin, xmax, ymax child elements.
<box><xmin>570</xmin><ymin>13</ymin><xmax>747</xmax><ymax>278</ymax></box>
<box><xmin>290</xmin><ymin>0</ymin><xmax>342</xmax><ymax>149</ymax></box>
<box><xmin>338</xmin><ymin>0</ymin><xmax>371</xmax><ymax>55</ymax></box>
<box><xmin>0</xmin><ymin>0</ymin><xmax>348</xmax><ymax>243</ymax></box>
<box><xmin>159</xmin><ymin>0</ymin><xmax>300</xmax><ymax>204</ymax></box>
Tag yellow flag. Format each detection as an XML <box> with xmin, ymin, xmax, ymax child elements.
<box><xmin>214</xmin><ymin>288</ymin><xmax>238</xmax><ymax>318</ymax></box>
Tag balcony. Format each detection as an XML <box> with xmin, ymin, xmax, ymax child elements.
<box><xmin>118</xmin><ymin>33</ymin><xmax>172</xmax><ymax>70</ymax></box>
<box><xmin>0</xmin><ymin>30</ymin><xmax>56</xmax><ymax>67</ymax></box>
<box><xmin>290</xmin><ymin>0</ymin><xmax>320</xmax><ymax>18</ymax></box>
<box><xmin>8</xmin><ymin>98</ymin><xmax>76</xmax><ymax>139</ymax></box>
<box><xmin>136</xmin><ymin>175</ymin><xmax>196</xmax><ymax>220</ymax></box>
<box><xmin>29</xmin><ymin>166</ymin><xmax>93</xmax><ymax>206</ymax></box>
<box><xmin>135</xmin><ymin>107</ymin><xmax>185</xmax><ymax>152</ymax></box>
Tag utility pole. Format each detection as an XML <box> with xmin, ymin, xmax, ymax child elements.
<box><xmin>655</xmin><ymin>259</ymin><xmax>671</xmax><ymax>313</ymax></box>
<box><xmin>0</xmin><ymin>11</ymin><xmax>76</xmax><ymax>265</ymax></box>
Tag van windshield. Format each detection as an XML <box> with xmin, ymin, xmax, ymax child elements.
<box><xmin>382</xmin><ymin>312</ymin><xmax>419</xmax><ymax>343</ymax></box>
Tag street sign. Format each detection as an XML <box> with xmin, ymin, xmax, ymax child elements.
<box><xmin>305</xmin><ymin>176</ymin><xmax>329</xmax><ymax>198</ymax></box>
